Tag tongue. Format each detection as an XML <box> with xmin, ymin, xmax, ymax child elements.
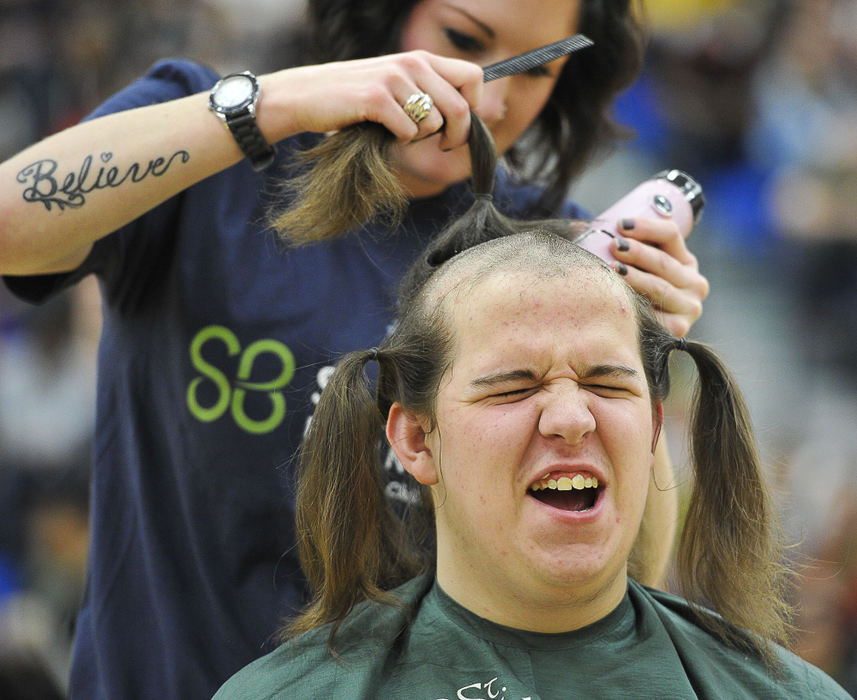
<box><xmin>533</xmin><ymin>489</ymin><xmax>594</xmax><ymax>512</ymax></box>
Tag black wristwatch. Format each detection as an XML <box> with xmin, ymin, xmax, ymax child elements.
<box><xmin>209</xmin><ymin>71</ymin><xmax>276</xmax><ymax>171</ymax></box>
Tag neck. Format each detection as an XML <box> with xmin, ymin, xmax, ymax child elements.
<box><xmin>435</xmin><ymin>564</ymin><xmax>629</xmax><ymax>634</ymax></box>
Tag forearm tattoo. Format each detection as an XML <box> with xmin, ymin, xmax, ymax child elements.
<box><xmin>16</xmin><ymin>150</ymin><xmax>190</xmax><ymax>211</ymax></box>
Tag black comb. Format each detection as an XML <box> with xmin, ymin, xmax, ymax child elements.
<box><xmin>482</xmin><ymin>34</ymin><xmax>594</xmax><ymax>82</ymax></box>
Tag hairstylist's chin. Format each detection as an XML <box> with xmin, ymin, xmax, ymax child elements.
<box><xmin>396</xmin><ymin>136</ymin><xmax>472</xmax><ymax>200</ymax></box>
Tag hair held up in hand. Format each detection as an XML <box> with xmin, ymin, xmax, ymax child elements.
<box><xmin>271</xmin><ymin>0</ymin><xmax>646</xmax><ymax>243</ymax></box>
<box><xmin>270</xmin><ymin>122</ymin><xmax>407</xmax><ymax>244</ymax></box>
<box><xmin>270</xmin><ymin>112</ymin><xmax>513</xmax><ymax>245</ymax></box>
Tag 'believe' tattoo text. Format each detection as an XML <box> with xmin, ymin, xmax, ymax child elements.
<box><xmin>16</xmin><ymin>150</ymin><xmax>190</xmax><ymax>212</ymax></box>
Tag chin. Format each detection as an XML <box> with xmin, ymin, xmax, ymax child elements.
<box><xmin>398</xmin><ymin>139</ymin><xmax>473</xmax><ymax>198</ymax></box>
<box><xmin>528</xmin><ymin>546</ymin><xmax>623</xmax><ymax>591</ymax></box>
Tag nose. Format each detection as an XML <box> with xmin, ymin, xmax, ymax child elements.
<box><xmin>476</xmin><ymin>78</ymin><xmax>509</xmax><ymax>125</ymax></box>
<box><xmin>538</xmin><ymin>381</ymin><xmax>596</xmax><ymax>445</ymax></box>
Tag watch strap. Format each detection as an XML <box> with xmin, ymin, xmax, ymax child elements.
<box><xmin>226</xmin><ymin>112</ymin><xmax>276</xmax><ymax>172</ymax></box>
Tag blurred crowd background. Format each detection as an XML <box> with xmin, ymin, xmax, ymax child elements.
<box><xmin>1</xmin><ymin>0</ymin><xmax>856</xmax><ymax>695</ymax></box>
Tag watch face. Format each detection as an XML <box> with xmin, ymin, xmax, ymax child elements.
<box><xmin>214</xmin><ymin>74</ymin><xmax>254</xmax><ymax>111</ymax></box>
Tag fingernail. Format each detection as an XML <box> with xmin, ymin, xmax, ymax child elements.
<box><xmin>616</xmin><ymin>262</ymin><xmax>628</xmax><ymax>276</ymax></box>
<box><xmin>616</xmin><ymin>236</ymin><xmax>630</xmax><ymax>252</ymax></box>
<box><xmin>621</xmin><ymin>218</ymin><xmax>636</xmax><ymax>230</ymax></box>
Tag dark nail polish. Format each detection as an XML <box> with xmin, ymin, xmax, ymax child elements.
<box><xmin>621</xmin><ymin>218</ymin><xmax>636</xmax><ymax>230</ymax></box>
<box><xmin>616</xmin><ymin>236</ymin><xmax>630</xmax><ymax>252</ymax></box>
<box><xmin>616</xmin><ymin>262</ymin><xmax>628</xmax><ymax>276</ymax></box>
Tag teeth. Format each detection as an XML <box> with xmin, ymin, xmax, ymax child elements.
<box><xmin>530</xmin><ymin>475</ymin><xmax>599</xmax><ymax>492</ymax></box>
<box><xmin>557</xmin><ymin>476</ymin><xmax>573</xmax><ymax>491</ymax></box>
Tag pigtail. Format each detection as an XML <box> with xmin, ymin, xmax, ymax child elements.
<box><xmin>424</xmin><ymin>113</ymin><xmax>508</xmax><ymax>265</ymax></box>
<box><xmin>287</xmin><ymin>349</ymin><xmax>421</xmax><ymax>643</ymax></box>
<box><xmin>675</xmin><ymin>339</ymin><xmax>793</xmax><ymax>662</ymax></box>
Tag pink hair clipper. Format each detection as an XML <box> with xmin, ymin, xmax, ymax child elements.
<box><xmin>574</xmin><ymin>169</ymin><xmax>704</xmax><ymax>263</ymax></box>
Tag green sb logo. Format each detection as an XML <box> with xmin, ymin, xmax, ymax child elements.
<box><xmin>186</xmin><ymin>325</ymin><xmax>295</xmax><ymax>434</ymax></box>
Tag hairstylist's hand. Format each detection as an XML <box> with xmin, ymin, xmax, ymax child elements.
<box><xmin>260</xmin><ymin>51</ymin><xmax>483</xmax><ymax>151</ymax></box>
<box><xmin>609</xmin><ymin>218</ymin><xmax>710</xmax><ymax>338</ymax></box>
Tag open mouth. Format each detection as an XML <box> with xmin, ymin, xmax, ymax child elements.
<box><xmin>529</xmin><ymin>474</ymin><xmax>601</xmax><ymax>512</ymax></box>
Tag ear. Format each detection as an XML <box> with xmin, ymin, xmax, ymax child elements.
<box><xmin>386</xmin><ymin>402</ymin><xmax>439</xmax><ymax>486</ymax></box>
<box><xmin>651</xmin><ymin>402</ymin><xmax>664</xmax><ymax>454</ymax></box>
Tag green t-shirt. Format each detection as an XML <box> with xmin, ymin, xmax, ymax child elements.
<box><xmin>214</xmin><ymin>575</ymin><xmax>850</xmax><ymax>699</ymax></box>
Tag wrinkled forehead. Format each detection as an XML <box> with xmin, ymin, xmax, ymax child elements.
<box><xmin>422</xmin><ymin>234</ymin><xmax>634</xmax><ymax>319</ymax></box>
<box><xmin>450</xmin><ymin>268</ymin><xmax>640</xmax><ymax>352</ymax></box>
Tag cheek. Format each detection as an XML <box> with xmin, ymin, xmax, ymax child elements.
<box><xmin>597</xmin><ymin>403</ymin><xmax>655</xmax><ymax>465</ymax></box>
<box><xmin>398</xmin><ymin>138</ymin><xmax>472</xmax><ymax>178</ymax></box>
<box><xmin>597</xmin><ymin>408</ymin><xmax>653</xmax><ymax>519</ymax></box>
<box><xmin>397</xmin><ymin>3</ymin><xmax>432</xmax><ymax>53</ymax></box>
<box><xmin>492</xmin><ymin>87</ymin><xmax>555</xmax><ymax>155</ymax></box>
<box><xmin>440</xmin><ymin>407</ymin><xmax>533</xmax><ymax>476</ymax></box>
<box><xmin>443</xmin><ymin>413</ymin><xmax>499</xmax><ymax>462</ymax></box>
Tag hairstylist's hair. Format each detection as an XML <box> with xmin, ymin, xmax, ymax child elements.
<box><xmin>271</xmin><ymin>0</ymin><xmax>646</xmax><ymax>243</ymax></box>
<box><xmin>286</xmin><ymin>114</ymin><xmax>792</xmax><ymax>666</ymax></box>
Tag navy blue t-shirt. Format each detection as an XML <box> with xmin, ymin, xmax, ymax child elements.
<box><xmin>4</xmin><ymin>59</ymin><xmax>585</xmax><ymax>700</ymax></box>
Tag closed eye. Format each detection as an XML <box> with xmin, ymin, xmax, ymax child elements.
<box><xmin>578</xmin><ymin>365</ymin><xmax>643</xmax><ymax>398</ymax></box>
<box><xmin>583</xmin><ymin>383</ymin><xmax>636</xmax><ymax>398</ymax></box>
<box><xmin>471</xmin><ymin>369</ymin><xmax>544</xmax><ymax>403</ymax></box>
<box><xmin>490</xmin><ymin>386</ymin><xmax>539</xmax><ymax>402</ymax></box>
<box><xmin>523</xmin><ymin>64</ymin><xmax>551</xmax><ymax>78</ymax></box>
<box><xmin>444</xmin><ymin>28</ymin><xmax>484</xmax><ymax>54</ymax></box>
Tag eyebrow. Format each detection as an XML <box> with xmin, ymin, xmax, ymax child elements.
<box><xmin>579</xmin><ymin>365</ymin><xmax>640</xmax><ymax>381</ymax></box>
<box><xmin>444</xmin><ymin>4</ymin><xmax>495</xmax><ymax>39</ymax></box>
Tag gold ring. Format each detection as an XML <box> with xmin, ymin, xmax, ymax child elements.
<box><xmin>403</xmin><ymin>92</ymin><xmax>433</xmax><ymax>124</ymax></box>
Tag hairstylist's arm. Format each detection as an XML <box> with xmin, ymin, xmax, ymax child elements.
<box><xmin>0</xmin><ymin>51</ymin><xmax>482</xmax><ymax>276</ymax></box>
<box><xmin>610</xmin><ymin>217</ymin><xmax>710</xmax><ymax>338</ymax></box>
